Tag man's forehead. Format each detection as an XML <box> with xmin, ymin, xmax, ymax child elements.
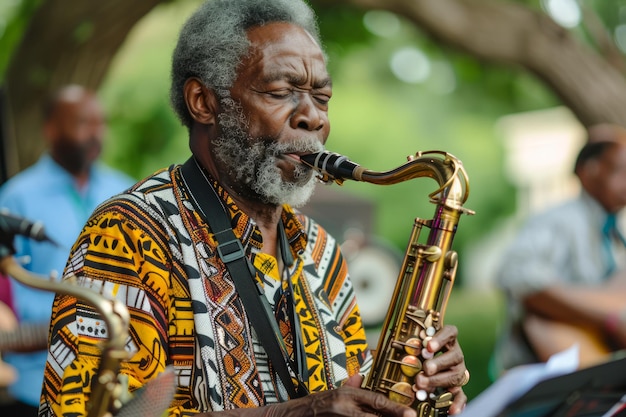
<box><xmin>240</xmin><ymin>23</ymin><xmax>329</xmax><ymax>82</ymax></box>
<box><xmin>246</xmin><ymin>22</ymin><xmax>322</xmax><ymax>54</ymax></box>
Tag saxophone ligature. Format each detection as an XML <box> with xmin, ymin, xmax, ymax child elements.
<box><xmin>300</xmin><ymin>150</ymin><xmax>474</xmax><ymax>417</ymax></box>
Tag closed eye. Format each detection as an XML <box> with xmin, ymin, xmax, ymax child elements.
<box><xmin>265</xmin><ymin>89</ymin><xmax>292</xmax><ymax>99</ymax></box>
<box><xmin>314</xmin><ymin>94</ymin><xmax>331</xmax><ymax>105</ymax></box>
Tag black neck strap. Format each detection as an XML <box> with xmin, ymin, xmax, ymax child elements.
<box><xmin>180</xmin><ymin>157</ymin><xmax>307</xmax><ymax>400</ymax></box>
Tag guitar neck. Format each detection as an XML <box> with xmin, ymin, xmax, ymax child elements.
<box><xmin>0</xmin><ymin>322</ymin><xmax>49</xmax><ymax>352</ymax></box>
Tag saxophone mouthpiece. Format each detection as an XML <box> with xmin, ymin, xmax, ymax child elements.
<box><xmin>300</xmin><ymin>151</ymin><xmax>364</xmax><ymax>183</ymax></box>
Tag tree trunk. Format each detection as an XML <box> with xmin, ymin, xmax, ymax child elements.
<box><xmin>3</xmin><ymin>0</ymin><xmax>163</xmax><ymax>177</ymax></box>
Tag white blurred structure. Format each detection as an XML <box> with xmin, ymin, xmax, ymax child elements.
<box><xmin>499</xmin><ymin>107</ymin><xmax>586</xmax><ymax>217</ymax></box>
<box><xmin>464</xmin><ymin>107</ymin><xmax>586</xmax><ymax>290</ymax></box>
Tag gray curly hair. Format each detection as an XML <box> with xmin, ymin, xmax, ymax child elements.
<box><xmin>170</xmin><ymin>0</ymin><xmax>322</xmax><ymax>129</ymax></box>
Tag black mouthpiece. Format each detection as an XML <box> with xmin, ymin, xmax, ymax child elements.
<box><xmin>300</xmin><ymin>151</ymin><xmax>361</xmax><ymax>181</ymax></box>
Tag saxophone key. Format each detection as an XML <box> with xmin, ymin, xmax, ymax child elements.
<box><xmin>421</xmin><ymin>245</ymin><xmax>442</xmax><ymax>262</ymax></box>
<box><xmin>422</xmin><ymin>336</ymin><xmax>433</xmax><ymax>348</ymax></box>
<box><xmin>407</xmin><ymin>305</ymin><xmax>427</xmax><ymax>318</ymax></box>
<box><xmin>391</xmin><ymin>341</ymin><xmax>404</xmax><ymax>351</ymax></box>
<box><xmin>415</xmin><ymin>388</ymin><xmax>428</xmax><ymax>401</ymax></box>
<box><xmin>421</xmin><ymin>346</ymin><xmax>434</xmax><ymax>360</ymax></box>
<box><xmin>389</xmin><ymin>382</ymin><xmax>415</xmax><ymax>406</ymax></box>
<box><xmin>416</xmin><ymin>402</ymin><xmax>432</xmax><ymax>417</ymax></box>
<box><xmin>403</xmin><ymin>337</ymin><xmax>422</xmax><ymax>355</ymax></box>
<box><xmin>434</xmin><ymin>392</ymin><xmax>454</xmax><ymax>409</ymax></box>
<box><xmin>400</xmin><ymin>355</ymin><xmax>422</xmax><ymax>376</ymax></box>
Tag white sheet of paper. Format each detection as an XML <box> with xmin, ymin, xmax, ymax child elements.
<box><xmin>460</xmin><ymin>344</ymin><xmax>580</xmax><ymax>417</ymax></box>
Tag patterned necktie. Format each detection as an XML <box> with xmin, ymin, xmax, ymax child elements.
<box><xmin>602</xmin><ymin>214</ymin><xmax>626</xmax><ymax>277</ymax></box>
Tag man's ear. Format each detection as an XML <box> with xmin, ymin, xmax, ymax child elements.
<box><xmin>183</xmin><ymin>78</ymin><xmax>219</xmax><ymax>126</ymax></box>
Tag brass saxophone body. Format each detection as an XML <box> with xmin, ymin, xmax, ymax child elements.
<box><xmin>0</xmin><ymin>251</ymin><xmax>131</xmax><ymax>417</ymax></box>
<box><xmin>300</xmin><ymin>150</ymin><xmax>474</xmax><ymax>417</ymax></box>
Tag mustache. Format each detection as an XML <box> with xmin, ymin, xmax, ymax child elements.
<box><xmin>270</xmin><ymin>138</ymin><xmax>325</xmax><ymax>155</ymax></box>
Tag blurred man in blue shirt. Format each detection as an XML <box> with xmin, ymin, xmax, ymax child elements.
<box><xmin>0</xmin><ymin>85</ymin><xmax>134</xmax><ymax>415</ymax></box>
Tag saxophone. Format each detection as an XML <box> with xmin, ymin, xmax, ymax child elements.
<box><xmin>300</xmin><ymin>150</ymin><xmax>474</xmax><ymax>417</ymax></box>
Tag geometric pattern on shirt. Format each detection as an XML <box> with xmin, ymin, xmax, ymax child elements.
<box><xmin>39</xmin><ymin>165</ymin><xmax>370</xmax><ymax>416</ymax></box>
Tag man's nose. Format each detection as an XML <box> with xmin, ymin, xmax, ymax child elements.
<box><xmin>291</xmin><ymin>94</ymin><xmax>325</xmax><ymax>132</ymax></box>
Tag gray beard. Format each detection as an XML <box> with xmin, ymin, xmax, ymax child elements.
<box><xmin>212</xmin><ymin>98</ymin><xmax>324</xmax><ymax>207</ymax></box>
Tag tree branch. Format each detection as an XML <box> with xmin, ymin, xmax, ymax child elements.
<box><xmin>320</xmin><ymin>0</ymin><xmax>626</xmax><ymax>127</ymax></box>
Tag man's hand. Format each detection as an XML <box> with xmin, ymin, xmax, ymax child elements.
<box><xmin>414</xmin><ymin>324</ymin><xmax>468</xmax><ymax>415</ymax></box>
<box><xmin>0</xmin><ymin>301</ymin><xmax>17</xmax><ymax>386</ymax></box>
<box><xmin>263</xmin><ymin>374</ymin><xmax>416</xmax><ymax>417</ymax></box>
<box><xmin>203</xmin><ymin>325</ymin><xmax>469</xmax><ymax>417</ymax></box>
<box><xmin>0</xmin><ymin>300</ymin><xmax>16</xmax><ymax>331</ymax></box>
<box><xmin>265</xmin><ymin>323</ymin><xmax>469</xmax><ymax>417</ymax></box>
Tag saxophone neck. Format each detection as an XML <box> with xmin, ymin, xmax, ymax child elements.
<box><xmin>300</xmin><ymin>150</ymin><xmax>474</xmax><ymax>214</ymax></box>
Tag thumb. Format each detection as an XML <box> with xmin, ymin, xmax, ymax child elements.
<box><xmin>343</xmin><ymin>373</ymin><xmax>364</xmax><ymax>388</ymax></box>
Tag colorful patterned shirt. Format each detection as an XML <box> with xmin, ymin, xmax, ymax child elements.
<box><xmin>39</xmin><ymin>164</ymin><xmax>370</xmax><ymax>416</ymax></box>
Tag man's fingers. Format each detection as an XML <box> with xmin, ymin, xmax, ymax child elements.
<box><xmin>447</xmin><ymin>386</ymin><xmax>467</xmax><ymax>415</ymax></box>
<box><xmin>426</xmin><ymin>324</ymin><xmax>458</xmax><ymax>352</ymax></box>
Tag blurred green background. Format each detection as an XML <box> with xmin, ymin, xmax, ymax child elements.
<box><xmin>3</xmin><ymin>0</ymin><xmax>626</xmax><ymax>403</ymax></box>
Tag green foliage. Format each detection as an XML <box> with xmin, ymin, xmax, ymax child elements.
<box><xmin>101</xmin><ymin>94</ymin><xmax>187</xmax><ymax>180</ymax></box>
<box><xmin>317</xmin><ymin>27</ymin><xmax>520</xmax><ymax>284</ymax></box>
<box><xmin>98</xmin><ymin>1</ymin><xmax>200</xmax><ymax>179</ymax></box>
<box><xmin>588</xmin><ymin>0</ymin><xmax>626</xmax><ymax>33</ymax></box>
<box><xmin>312</xmin><ymin>3</ymin><xmax>374</xmax><ymax>68</ymax></box>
